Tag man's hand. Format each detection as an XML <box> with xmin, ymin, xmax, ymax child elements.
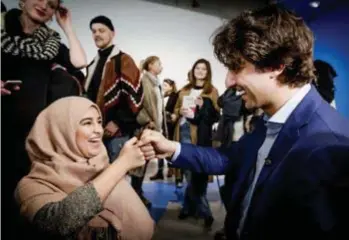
<box><xmin>104</xmin><ymin>121</ymin><xmax>119</xmax><ymax>137</ymax></box>
<box><xmin>138</xmin><ymin>129</ymin><xmax>178</xmax><ymax>160</ymax></box>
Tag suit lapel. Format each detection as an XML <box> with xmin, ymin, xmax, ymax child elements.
<box><xmin>225</xmin><ymin>87</ymin><xmax>323</xmax><ymax>234</ymax></box>
<box><xmin>253</xmin><ymin>119</ymin><xmax>299</xmax><ymax>191</ymax></box>
<box><xmin>254</xmin><ymin>87</ymin><xmax>322</xmax><ymax>191</ymax></box>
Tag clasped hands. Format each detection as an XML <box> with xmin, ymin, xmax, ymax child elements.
<box><xmin>117</xmin><ymin>129</ymin><xmax>177</xmax><ymax>171</ymax></box>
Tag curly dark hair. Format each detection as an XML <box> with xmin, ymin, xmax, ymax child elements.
<box><xmin>212</xmin><ymin>4</ymin><xmax>315</xmax><ymax>87</ymax></box>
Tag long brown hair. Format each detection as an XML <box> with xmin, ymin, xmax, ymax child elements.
<box><xmin>183</xmin><ymin>58</ymin><xmax>213</xmax><ymax>94</ymax></box>
<box><xmin>163</xmin><ymin>78</ymin><xmax>177</xmax><ymax>93</ymax></box>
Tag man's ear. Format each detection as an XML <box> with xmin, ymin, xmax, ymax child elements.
<box><xmin>270</xmin><ymin>65</ymin><xmax>285</xmax><ymax>79</ymax></box>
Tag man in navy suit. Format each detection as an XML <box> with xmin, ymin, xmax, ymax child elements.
<box><xmin>139</xmin><ymin>4</ymin><xmax>349</xmax><ymax>240</ymax></box>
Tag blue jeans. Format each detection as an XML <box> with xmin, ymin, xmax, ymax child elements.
<box><xmin>104</xmin><ymin>135</ymin><xmax>130</xmax><ymax>163</ymax></box>
<box><xmin>180</xmin><ymin>122</ymin><xmax>212</xmax><ymax>218</ymax></box>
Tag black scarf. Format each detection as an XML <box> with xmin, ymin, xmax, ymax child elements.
<box><xmin>1</xmin><ymin>9</ymin><xmax>61</xmax><ymax>60</ymax></box>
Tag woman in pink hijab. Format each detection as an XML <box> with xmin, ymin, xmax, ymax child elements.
<box><xmin>15</xmin><ymin>96</ymin><xmax>154</xmax><ymax>239</ymax></box>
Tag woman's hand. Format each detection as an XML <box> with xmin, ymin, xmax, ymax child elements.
<box><xmin>56</xmin><ymin>6</ymin><xmax>87</xmax><ymax>68</ymax></box>
<box><xmin>1</xmin><ymin>80</ymin><xmax>21</xmax><ymax>96</ymax></box>
<box><xmin>180</xmin><ymin>108</ymin><xmax>194</xmax><ymax>119</ymax></box>
<box><xmin>117</xmin><ymin>137</ymin><xmax>145</xmax><ymax>171</ymax></box>
<box><xmin>170</xmin><ymin>113</ymin><xmax>177</xmax><ymax>122</ymax></box>
<box><xmin>139</xmin><ymin>130</ymin><xmax>178</xmax><ymax>160</ymax></box>
<box><xmin>146</xmin><ymin>121</ymin><xmax>156</xmax><ymax>130</ymax></box>
<box><xmin>180</xmin><ymin>107</ymin><xmax>189</xmax><ymax>116</ymax></box>
<box><xmin>56</xmin><ymin>6</ymin><xmax>73</xmax><ymax>33</ymax></box>
<box><xmin>92</xmin><ymin>137</ymin><xmax>144</xmax><ymax>201</ymax></box>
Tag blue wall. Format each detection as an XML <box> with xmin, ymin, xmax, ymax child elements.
<box><xmin>309</xmin><ymin>6</ymin><xmax>349</xmax><ymax>119</ymax></box>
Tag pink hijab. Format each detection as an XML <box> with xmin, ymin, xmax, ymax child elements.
<box><xmin>15</xmin><ymin>97</ymin><xmax>154</xmax><ymax>239</ymax></box>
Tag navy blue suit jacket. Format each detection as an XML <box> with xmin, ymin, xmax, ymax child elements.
<box><xmin>172</xmin><ymin>87</ymin><xmax>349</xmax><ymax>240</ymax></box>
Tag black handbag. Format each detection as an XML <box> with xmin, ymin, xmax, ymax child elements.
<box><xmin>47</xmin><ymin>64</ymin><xmax>83</xmax><ymax>104</ymax></box>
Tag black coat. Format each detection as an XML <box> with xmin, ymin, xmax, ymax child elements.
<box><xmin>1</xmin><ymin>9</ymin><xmax>80</xmax><ymax>138</ymax></box>
<box><xmin>164</xmin><ymin>91</ymin><xmax>179</xmax><ymax>139</ymax></box>
<box><xmin>313</xmin><ymin>59</ymin><xmax>337</xmax><ymax>103</ymax></box>
<box><xmin>187</xmin><ymin>97</ymin><xmax>220</xmax><ymax>147</ymax></box>
<box><xmin>1</xmin><ymin>8</ymin><xmax>81</xmax><ymax>191</ymax></box>
<box><xmin>215</xmin><ymin>88</ymin><xmax>243</xmax><ymax>147</ymax></box>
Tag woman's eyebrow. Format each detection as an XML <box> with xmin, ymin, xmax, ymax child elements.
<box><xmin>80</xmin><ymin>117</ymin><xmax>93</xmax><ymax>122</ymax></box>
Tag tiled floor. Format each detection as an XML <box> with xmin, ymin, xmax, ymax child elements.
<box><xmin>135</xmin><ymin>159</ymin><xmax>226</xmax><ymax>239</ymax></box>
<box><xmin>128</xmin><ymin>121</ymin><xmax>246</xmax><ymax>238</ymax></box>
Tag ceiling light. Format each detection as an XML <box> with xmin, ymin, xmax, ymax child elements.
<box><xmin>309</xmin><ymin>1</ymin><xmax>320</xmax><ymax>8</ymax></box>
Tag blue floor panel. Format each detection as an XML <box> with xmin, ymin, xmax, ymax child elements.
<box><xmin>142</xmin><ymin>177</ymin><xmax>223</xmax><ymax>222</ymax></box>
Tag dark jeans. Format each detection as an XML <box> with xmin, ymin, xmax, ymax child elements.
<box><xmin>104</xmin><ymin>135</ymin><xmax>130</xmax><ymax>162</ymax></box>
<box><xmin>220</xmin><ymin>173</ymin><xmax>235</xmax><ymax>210</ymax></box>
<box><xmin>130</xmin><ymin>162</ymin><xmax>148</xmax><ymax>196</ymax></box>
<box><xmin>131</xmin><ymin>175</ymin><xmax>145</xmax><ymax>196</ymax></box>
<box><xmin>180</xmin><ymin>122</ymin><xmax>212</xmax><ymax>218</ymax></box>
<box><xmin>154</xmin><ymin>159</ymin><xmax>164</xmax><ymax>175</ymax></box>
<box><xmin>182</xmin><ymin>172</ymin><xmax>212</xmax><ymax>218</ymax></box>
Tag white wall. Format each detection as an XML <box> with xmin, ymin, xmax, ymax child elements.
<box><xmin>2</xmin><ymin>0</ymin><xmax>258</xmax><ymax>94</ymax></box>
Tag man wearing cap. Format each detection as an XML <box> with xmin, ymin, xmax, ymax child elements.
<box><xmin>84</xmin><ymin>16</ymin><xmax>143</xmax><ymax>164</ymax></box>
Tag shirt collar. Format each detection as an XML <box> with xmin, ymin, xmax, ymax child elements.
<box><xmin>264</xmin><ymin>83</ymin><xmax>311</xmax><ymax>124</ymax></box>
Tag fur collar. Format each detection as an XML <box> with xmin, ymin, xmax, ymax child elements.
<box><xmin>84</xmin><ymin>45</ymin><xmax>120</xmax><ymax>91</ymax></box>
<box><xmin>144</xmin><ymin>71</ymin><xmax>160</xmax><ymax>87</ymax></box>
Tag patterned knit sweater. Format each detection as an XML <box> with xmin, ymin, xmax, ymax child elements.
<box><xmin>85</xmin><ymin>49</ymin><xmax>143</xmax><ymax>135</ymax></box>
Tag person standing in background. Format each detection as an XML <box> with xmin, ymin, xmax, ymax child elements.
<box><xmin>135</xmin><ymin>55</ymin><xmax>166</xmax><ymax>208</ymax></box>
<box><xmin>172</xmin><ymin>58</ymin><xmax>220</xmax><ymax>229</ymax></box>
<box><xmin>1</xmin><ymin>1</ymin><xmax>87</xmax><ymax>237</ymax></box>
<box><xmin>215</xmin><ymin>87</ymin><xmax>243</xmax><ymax>149</ymax></box>
<box><xmin>150</xmin><ymin>78</ymin><xmax>179</xmax><ymax>182</ymax></box>
<box><xmin>84</xmin><ymin>15</ymin><xmax>143</xmax><ymax>162</ymax></box>
<box><xmin>312</xmin><ymin>59</ymin><xmax>337</xmax><ymax>105</ymax></box>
